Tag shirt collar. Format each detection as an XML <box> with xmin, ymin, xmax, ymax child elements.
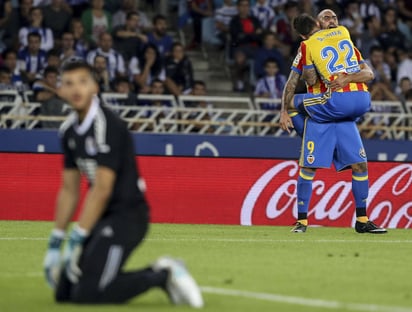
<box><xmin>74</xmin><ymin>96</ymin><xmax>99</xmax><ymax>135</ymax></box>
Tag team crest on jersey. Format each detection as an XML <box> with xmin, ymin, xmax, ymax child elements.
<box><xmin>307</xmin><ymin>154</ymin><xmax>315</xmax><ymax>164</ymax></box>
<box><xmin>85</xmin><ymin>136</ymin><xmax>97</xmax><ymax>156</ymax></box>
<box><xmin>359</xmin><ymin>148</ymin><xmax>367</xmax><ymax>158</ymax></box>
<box><xmin>68</xmin><ymin>138</ymin><xmax>76</xmax><ymax>150</ymax></box>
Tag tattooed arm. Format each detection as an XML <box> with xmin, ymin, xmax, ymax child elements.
<box><xmin>302</xmin><ymin>66</ymin><xmax>318</xmax><ymax>86</ymax></box>
<box><xmin>280</xmin><ymin>69</ymin><xmax>301</xmax><ymax>133</ymax></box>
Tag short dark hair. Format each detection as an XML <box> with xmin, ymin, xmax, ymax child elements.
<box><xmin>153</xmin><ymin>14</ymin><xmax>166</xmax><ymax>24</ymax></box>
<box><xmin>61</xmin><ymin>60</ymin><xmax>97</xmax><ymax>82</ymax></box>
<box><xmin>29</xmin><ymin>7</ymin><xmax>42</xmax><ymax>15</ymax></box>
<box><xmin>151</xmin><ymin>78</ymin><xmax>164</xmax><ymax>86</ymax></box>
<box><xmin>44</xmin><ymin>66</ymin><xmax>59</xmax><ymax>77</ymax></box>
<box><xmin>193</xmin><ymin>80</ymin><xmax>206</xmax><ymax>88</ymax></box>
<box><xmin>27</xmin><ymin>31</ymin><xmax>41</xmax><ymax>41</ymax></box>
<box><xmin>400</xmin><ymin>76</ymin><xmax>411</xmax><ymax>83</ymax></box>
<box><xmin>237</xmin><ymin>0</ymin><xmax>249</xmax><ymax>6</ymax></box>
<box><xmin>264</xmin><ymin>58</ymin><xmax>279</xmax><ymax>67</ymax></box>
<box><xmin>285</xmin><ymin>1</ymin><xmax>298</xmax><ymax>10</ymax></box>
<box><xmin>293</xmin><ymin>13</ymin><xmax>318</xmax><ymax>37</ymax></box>
<box><xmin>126</xmin><ymin>11</ymin><xmax>139</xmax><ymax>20</ymax></box>
<box><xmin>114</xmin><ymin>76</ymin><xmax>129</xmax><ymax>86</ymax></box>
<box><xmin>369</xmin><ymin>45</ymin><xmax>383</xmax><ymax>55</ymax></box>
<box><xmin>47</xmin><ymin>49</ymin><xmax>60</xmax><ymax>59</ymax></box>
<box><xmin>172</xmin><ymin>42</ymin><xmax>183</xmax><ymax>50</ymax></box>
<box><xmin>2</xmin><ymin>48</ymin><xmax>17</xmax><ymax>59</ymax></box>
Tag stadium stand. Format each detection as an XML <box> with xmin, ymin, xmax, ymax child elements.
<box><xmin>0</xmin><ymin>0</ymin><xmax>411</xmax><ymax>140</ymax></box>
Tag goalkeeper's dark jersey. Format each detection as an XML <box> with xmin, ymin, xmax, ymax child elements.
<box><xmin>59</xmin><ymin>97</ymin><xmax>147</xmax><ymax>217</ymax></box>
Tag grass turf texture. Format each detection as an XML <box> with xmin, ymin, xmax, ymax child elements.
<box><xmin>0</xmin><ymin>221</ymin><xmax>411</xmax><ymax>312</ymax></box>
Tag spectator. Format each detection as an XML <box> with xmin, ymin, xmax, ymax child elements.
<box><xmin>252</xmin><ymin>0</ymin><xmax>275</xmax><ymax>30</ymax></box>
<box><xmin>273</xmin><ymin>0</ymin><xmax>299</xmax><ymax>55</ymax></box>
<box><xmin>112</xmin><ymin>0</ymin><xmax>151</xmax><ymax>31</ymax></box>
<box><xmin>2</xmin><ymin>0</ymin><xmax>33</xmax><ymax>49</ymax></box>
<box><xmin>316</xmin><ymin>0</ymin><xmax>342</xmax><ymax>17</ymax></box>
<box><xmin>189</xmin><ymin>80</ymin><xmax>210</xmax><ymax>107</ymax></box>
<box><xmin>60</xmin><ymin>31</ymin><xmax>84</xmax><ymax>63</ymax></box>
<box><xmin>366</xmin><ymin>46</ymin><xmax>392</xmax><ymax>88</ymax></box>
<box><xmin>81</xmin><ymin>0</ymin><xmax>112</xmax><ymax>45</ymax></box>
<box><xmin>396</xmin><ymin>0</ymin><xmax>412</xmax><ymax>20</ymax></box>
<box><xmin>356</xmin><ymin>15</ymin><xmax>380</xmax><ymax>59</ymax></box>
<box><xmin>66</xmin><ymin>0</ymin><xmax>89</xmax><ymax>18</ymax></box>
<box><xmin>254</xmin><ymin>58</ymin><xmax>286</xmax><ymax>110</ymax></box>
<box><xmin>92</xmin><ymin>54</ymin><xmax>111</xmax><ymax>92</ymax></box>
<box><xmin>187</xmin><ymin>0</ymin><xmax>213</xmax><ymax>49</ymax></box>
<box><xmin>18</xmin><ymin>7</ymin><xmax>54</xmax><ymax>51</ymax></box>
<box><xmin>32</xmin><ymin>66</ymin><xmax>65</xmax><ymax>129</ymax></box>
<box><xmin>231</xmin><ymin>49</ymin><xmax>251</xmax><ymax>92</ymax></box>
<box><xmin>42</xmin><ymin>0</ymin><xmax>72</xmax><ymax>41</ymax></box>
<box><xmin>340</xmin><ymin>0</ymin><xmax>363</xmax><ymax>40</ymax></box>
<box><xmin>0</xmin><ymin>1</ymin><xmax>12</xmax><ymax>32</ymax></box>
<box><xmin>111</xmin><ymin>76</ymin><xmax>138</xmax><ymax>107</ymax></box>
<box><xmin>165</xmin><ymin>42</ymin><xmax>194</xmax><ymax>96</ymax></box>
<box><xmin>113</xmin><ymin>11</ymin><xmax>146</xmax><ymax>62</ymax></box>
<box><xmin>2</xmin><ymin>49</ymin><xmax>26</xmax><ymax>90</ymax></box>
<box><xmin>254</xmin><ymin>31</ymin><xmax>284</xmax><ymax>78</ymax></box>
<box><xmin>359</xmin><ymin>0</ymin><xmax>381</xmax><ymax>22</ymax></box>
<box><xmin>396</xmin><ymin>47</ymin><xmax>412</xmax><ymax>84</ymax></box>
<box><xmin>71</xmin><ymin>19</ymin><xmax>90</xmax><ymax>59</ymax></box>
<box><xmin>378</xmin><ymin>7</ymin><xmax>405</xmax><ymax>50</ymax></box>
<box><xmin>139</xmin><ymin>79</ymin><xmax>172</xmax><ymax>108</ymax></box>
<box><xmin>17</xmin><ymin>32</ymin><xmax>47</xmax><ymax>84</ymax></box>
<box><xmin>370</xmin><ymin>82</ymin><xmax>399</xmax><ymax>101</ymax></box>
<box><xmin>147</xmin><ymin>14</ymin><xmax>174</xmax><ymax>58</ymax></box>
<box><xmin>129</xmin><ymin>44</ymin><xmax>166</xmax><ymax>93</ymax></box>
<box><xmin>214</xmin><ymin>0</ymin><xmax>238</xmax><ymax>45</ymax></box>
<box><xmin>229</xmin><ymin>0</ymin><xmax>262</xmax><ymax>56</ymax></box>
<box><xmin>384</xmin><ymin>46</ymin><xmax>398</xmax><ymax>87</ymax></box>
<box><xmin>0</xmin><ymin>66</ymin><xmax>14</xmax><ymax>89</ymax></box>
<box><xmin>87</xmin><ymin>32</ymin><xmax>126</xmax><ymax>81</ymax></box>
<box><xmin>397</xmin><ymin>76</ymin><xmax>412</xmax><ymax>102</ymax></box>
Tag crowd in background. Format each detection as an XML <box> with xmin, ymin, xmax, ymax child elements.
<box><xmin>0</xmin><ymin>0</ymin><xmax>411</xmax><ymax>129</ymax></box>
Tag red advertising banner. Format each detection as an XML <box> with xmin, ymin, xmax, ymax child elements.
<box><xmin>0</xmin><ymin>153</ymin><xmax>411</xmax><ymax>228</ymax></box>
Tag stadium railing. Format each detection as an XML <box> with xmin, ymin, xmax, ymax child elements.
<box><xmin>1</xmin><ymin>91</ymin><xmax>411</xmax><ymax>139</ymax></box>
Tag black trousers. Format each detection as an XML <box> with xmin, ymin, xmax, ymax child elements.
<box><xmin>55</xmin><ymin>211</ymin><xmax>167</xmax><ymax>303</ymax></box>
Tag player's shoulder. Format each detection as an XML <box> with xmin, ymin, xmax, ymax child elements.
<box><xmin>58</xmin><ymin>112</ymin><xmax>77</xmax><ymax>138</ymax></box>
<box><xmin>95</xmin><ymin>102</ymin><xmax>128</xmax><ymax>134</ymax></box>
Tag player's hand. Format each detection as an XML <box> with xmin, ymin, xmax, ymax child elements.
<box><xmin>63</xmin><ymin>225</ymin><xmax>88</xmax><ymax>284</ymax></box>
<box><xmin>330</xmin><ymin>73</ymin><xmax>349</xmax><ymax>91</ymax></box>
<box><xmin>280</xmin><ymin>111</ymin><xmax>294</xmax><ymax>133</ymax></box>
<box><xmin>43</xmin><ymin>229</ymin><xmax>65</xmax><ymax>289</ymax></box>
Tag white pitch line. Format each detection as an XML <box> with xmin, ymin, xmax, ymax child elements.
<box><xmin>0</xmin><ymin>237</ymin><xmax>411</xmax><ymax>243</ymax></box>
<box><xmin>201</xmin><ymin>286</ymin><xmax>412</xmax><ymax>312</ymax></box>
<box><xmin>0</xmin><ymin>272</ymin><xmax>410</xmax><ymax>312</ymax></box>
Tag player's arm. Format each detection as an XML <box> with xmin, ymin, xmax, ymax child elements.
<box><xmin>280</xmin><ymin>70</ymin><xmax>300</xmax><ymax>133</ymax></box>
<box><xmin>302</xmin><ymin>67</ymin><xmax>318</xmax><ymax>86</ymax></box>
<box><xmin>77</xmin><ymin>167</ymin><xmax>115</xmax><ymax>232</ymax></box>
<box><xmin>54</xmin><ymin>169</ymin><xmax>81</xmax><ymax>230</ymax></box>
<box><xmin>329</xmin><ymin>62</ymin><xmax>374</xmax><ymax>90</ymax></box>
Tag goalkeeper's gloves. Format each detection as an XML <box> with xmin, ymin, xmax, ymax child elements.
<box><xmin>43</xmin><ymin>229</ymin><xmax>65</xmax><ymax>289</ymax></box>
<box><xmin>63</xmin><ymin>225</ymin><xmax>88</xmax><ymax>284</ymax></box>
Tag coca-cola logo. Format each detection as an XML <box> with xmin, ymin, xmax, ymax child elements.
<box><xmin>240</xmin><ymin>161</ymin><xmax>412</xmax><ymax>228</ymax></box>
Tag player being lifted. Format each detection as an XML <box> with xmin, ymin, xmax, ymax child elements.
<box><xmin>281</xmin><ymin>11</ymin><xmax>387</xmax><ymax>234</ymax></box>
<box><xmin>43</xmin><ymin>60</ymin><xmax>204</xmax><ymax>307</ymax></box>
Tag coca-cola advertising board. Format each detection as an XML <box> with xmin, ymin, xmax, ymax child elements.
<box><xmin>0</xmin><ymin>153</ymin><xmax>411</xmax><ymax>229</ymax></box>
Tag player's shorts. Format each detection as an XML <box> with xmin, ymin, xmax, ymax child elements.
<box><xmin>299</xmin><ymin>118</ymin><xmax>367</xmax><ymax>171</ymax></box>
<box><xmin>293</xmin><ymin>91</ymin><xmax>371</xmax><ymax>123</ymax></box>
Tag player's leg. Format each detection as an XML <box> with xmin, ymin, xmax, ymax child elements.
<box><xmin>292</xmin><ymin>91</ymin><xmax>370</xmax><ymax>123</ymax></box>
<box><xmin>56</xmin><ymin>213</ymin><xmax>169</xmax><ymax>303</ymax></box>
<box><xmin>333</xmin><ymin>122</ymin><xmax>387</xmax><ymax>233</ymax></box>
<box><xmin>292</xmin><ymin>119</ymin><xmax>336</xmax><ymax>232</ymax></box>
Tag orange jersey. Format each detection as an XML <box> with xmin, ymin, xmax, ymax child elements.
<box><xmin>300</xmin><ymin>25</ymin><xmax>368</xmax><ymax>94</ymax></box>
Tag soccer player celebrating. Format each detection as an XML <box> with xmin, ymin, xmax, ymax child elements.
<box><xmin>280</xmin><ymin>12</ymin><xmax>387</xmax><ymax>234</ymax></box>
<box><xmin>43</xmin><ymin>60</ymin><xmax>204</xmax><ymax>307</ymax></box>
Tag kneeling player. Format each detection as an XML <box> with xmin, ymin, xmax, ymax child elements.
<box><xmin>43</xmin><ymin>61</ymin><xmax>203</xmax><ymax>307</ymax></box>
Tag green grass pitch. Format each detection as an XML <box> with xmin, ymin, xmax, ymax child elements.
<box><xmin>1</xmin><ymin>221</ymin><xmax>411</xmax><ymax>312</ymax></box>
